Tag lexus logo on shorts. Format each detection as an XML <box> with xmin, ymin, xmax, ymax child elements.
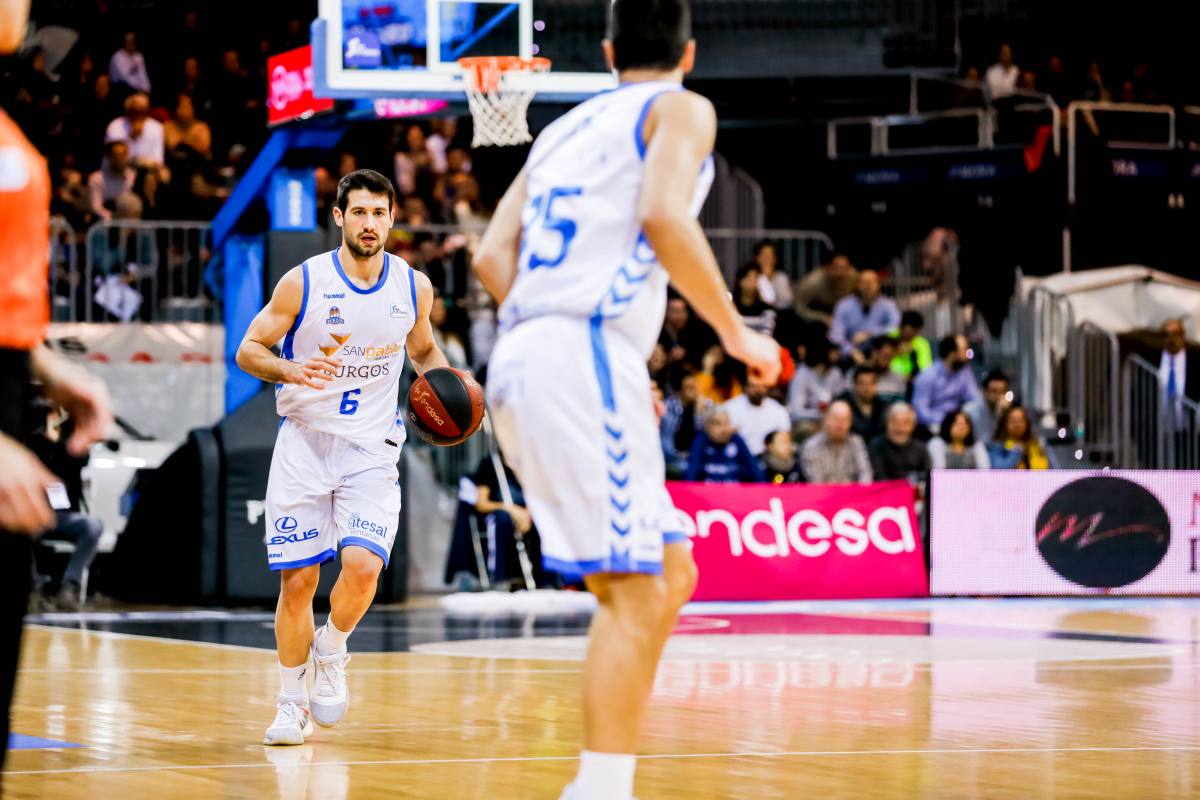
<box><xmin>1035</xmin><ymin>476</ymin><xmax>1170</xmax><ymax>588</ymax></box>
<box><xmin>275</xmin><ymin>516</ymin><xmax>298</xmax><ymax>534</ymax></box>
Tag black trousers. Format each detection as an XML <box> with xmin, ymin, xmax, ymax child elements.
<box><xmin>0</xmin><ymin>347</ymin><xmax>34</xmax><ymax>777</ymax></box>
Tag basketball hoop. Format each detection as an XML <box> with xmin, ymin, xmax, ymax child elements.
<box><xmin>458</xmin><ymin>56</ymin><xmax>551</xmax><ymax>147</ymax></box>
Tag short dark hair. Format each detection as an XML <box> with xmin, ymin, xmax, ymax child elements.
<box><xmin>753</xmin><ymin>239</ymin><xmax>777</xmax><ymax>257</ymax></box>
<box><xmin>764</xmin><ymin>429</ymin><xmax>787</xmax><ymax>449</ymax></box>
<box><xmin>871</xmin><ymin>335</ymin><xmax>897</xmax><ymax>353</ymax></box>
<box><xmin>901</xmin><ymin>310</ymin><xmax>925</xmax><ymax>330</ymax></box>
<box><xmin>984</xmin><ymin>369</ymin><xmax>1009</xmax><ymax>387</ymax></box>
<box><xmin>937</xmin><ymin>335</ymin><xmax>958</xmax><ymax>360</ymax></box>
<box><xmin>735</xmin><ymin>263</ymin><xmax>760</xmax><ymax>282</ymax></box>
<box><xmin>853</xmin><ymin>366</ymin><xmax>878</xmax><ymax>382</ymax></box>
<box><xmin>336</xmin><ymin>169</ymin><xmax>395</xmax><ymax>214</ymax></box>
<box><xmin>608</xmin><ymin>0</ymin><xmax>691</xmax><ymax>71</ymax></box>
<box><xmin>940</xmin><ymin>409</ymin><xmax>975</xmax><ymax>446</ymax></box>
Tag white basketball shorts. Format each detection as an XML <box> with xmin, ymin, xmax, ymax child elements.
<box><xmin>264</xmin><ymin>418</ymin><xmax>401</xmax><ymax>570</ymax></box>
<box><xmin>487</xmin><ymin>315</ymin><xmax>688</xmax><ymax>580</ymax></box>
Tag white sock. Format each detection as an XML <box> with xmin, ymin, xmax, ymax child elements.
<box><xmin>573</xmin><ymin>750</ymin><xmax>635</xmax><ymax>800</ymax></box>
<box><xmin>316</xmin><ymin>619</ymin><xmax>351</xmax><ymax>655</ymax></box>
<box><xmin>279</xmin><ymin>662</ymin><xmax>307</xmax><ymax>700</ymax></box>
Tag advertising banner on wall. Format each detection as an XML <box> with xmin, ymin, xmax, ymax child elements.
<box><xmin>666</xmin><ymin>480</ymin><xmax>928</xmax><ymax>601</ymax></box>
<box><xmin>930</xmin><ymin>470</ymin><xmax>1200</xmax><ymax>595</ymax></box>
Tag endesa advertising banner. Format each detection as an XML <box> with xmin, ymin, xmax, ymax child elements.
<box><xmin>665</xmin><ymin>481</ymin><xmax>928</xmax><ymax>601</ymax></box>
<box><xmin>931</xmin><ymin>470</ymin><xmax>1200</xmax><ymax>595</ymax></box>
<box><xmin>268</xmin><ymin>46</ymin><xmax>335</xmax><ymax>126</ymax></box>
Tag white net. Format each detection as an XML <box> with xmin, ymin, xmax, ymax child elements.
<box><xmin>459</xmin><ymin>57</ymin><xmax>550</xmax><ymax>147</ymax></box>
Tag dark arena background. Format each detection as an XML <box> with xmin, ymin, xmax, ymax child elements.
<box><xmin>2</xmin><ymin>0</ymin><xmax>1200</xmax><ymax>797</ymax></box>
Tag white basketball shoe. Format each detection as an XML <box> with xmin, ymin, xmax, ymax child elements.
<box><xmin>310</xmin><ymin>626</ymin><xmax>351</xmax><ymax>727</ymax></box>
<box><xmin>263</xmin><ymin>695</ymin><xmax>314</xmax><ymax>746</ymax></box>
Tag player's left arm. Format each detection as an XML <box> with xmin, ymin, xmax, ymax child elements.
<box><xmin>405</xmin><ymin>270</ymin><xmax>451</xmax><ymax>376</ymax></box>
<box><xmin>472</xmin><ymin>167</ymin><xmax>527</xmax><ymax>303</ymax></box>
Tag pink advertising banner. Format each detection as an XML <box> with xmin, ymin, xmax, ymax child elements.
<box><xmin>665</xmin><ymin>481</ymin><xmax>928</xmax><ymax>601</ymax></box>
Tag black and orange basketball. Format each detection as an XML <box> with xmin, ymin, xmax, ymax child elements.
<box><xmin>407</xmin><ymin>367</ymin><xmax>485</xmax><ymax>446</ymax></box>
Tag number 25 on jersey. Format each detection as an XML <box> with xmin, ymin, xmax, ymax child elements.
<box><xmin>520</xmin><ymin>186</ymin><xmax>582</xmax><ymax>271</ymax></box>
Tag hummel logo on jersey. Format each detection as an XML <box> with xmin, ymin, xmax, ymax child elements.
<box><xmin>319</xmin><ymin>333</ymin><xmax>350</xmax><ymax>357</ymax></box>
<box><xmin>323</xmin><ymin>292</ymin><xmax>345</xmax><ymax>299</ymax></box>
<box><xmin>327</xmin><ymin>306</ymin><xmax>345</xmax><ymax>325</ymax></box>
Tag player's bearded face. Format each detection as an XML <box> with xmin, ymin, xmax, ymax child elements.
<box><xmin>346</xmin><ymin>226</ymin><xmax>385</xmax><ymax>258</ymax></box>
<box><xmin>344</xmin><ymin>212</ymin><xmax>389</xmax><ymax>258</ymax></box>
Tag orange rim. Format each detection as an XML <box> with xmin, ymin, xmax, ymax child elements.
<box><xmin>458</xmin><ymin>56</ymin><xmax>551</xmax><ymax>93</ymax></box>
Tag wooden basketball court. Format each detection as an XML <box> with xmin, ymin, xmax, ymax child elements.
<box><xmin>5</xmin><ymin>599</ymin><xmax>1200</xmax><ymax>798</ymax></box>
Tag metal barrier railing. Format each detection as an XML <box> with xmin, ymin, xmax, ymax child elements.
<box><xmin>1066</xmin><ymin>102</ymin><xmax>1176</xmax><ymax>207</ymax></box>
<box><xmin>1067</xmin><ymin>321</ymin><xmax>1120</xmax><ymax>461</ymax></box>
<box><xmin>827</xmin><ymin>74</ymin><xmax>1059</xmax><ymax>160</ymax></box>
<box><xmin>49</xmin><ymin>217</ymin><xmax>83</xmax><ymax>323</ymax></box>
<box><xmin>1121</xmin><ymin>355</ymin><xmax>1200</xmax><ymax>469</ymax></box>
<box><xmin>71</xmin><ymin>221</ymin><xmax>216</xmax><ymax>323</ymax></box>
<box><xmin>994</xmin><ymin>281</ymin><xmax>1074</xmax><ymax>425</ymax></box>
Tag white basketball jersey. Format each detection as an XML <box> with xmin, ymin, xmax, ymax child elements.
<box><xmin>497</xmin><ymin>80</ymin><xmax>715</xmax><ymax>357</ymax></box>
<box><xmin>275</xmin><ymin>250</ymin><xmax>417</xmax><ymax>447</ymax></box>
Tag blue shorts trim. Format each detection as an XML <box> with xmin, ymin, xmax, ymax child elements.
<box><xmin>663</xmin><ymin>531</ymin><xmax>690</xmax><ymax>545</ymax></box>
<box><xmin>339</xmin><ymin>536</ymin><xmax>390</xmax><ymax>567</ymax></box>
<box><xmin>269</xmin><ymin>548</ymin><xmax>336</xmax><ymax>571</ymax></box>
<box><xmin>544</xmin><ymin>554</ymin><xmax>664</xmax><ymax>579</ymax></box>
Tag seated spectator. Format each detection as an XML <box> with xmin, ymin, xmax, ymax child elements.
<box><xmin>659</xmin><ymin>295</ymin><xmax>715</xmax><ymax>372</ymax></box>
<box><xmin>869</xmin><ymin>336</ymin><xmax>907</xmax><ymax>402</ymax></box>
<box><xmin>105</xmin><ymin>92</ymin><xmax>164</xmax><ymax>167</ymax></box>
<box><xmin>890</xmin><ymin>310</ymin><xmax>932</xmax><ymax>386</ymax></box>
<box><xmin>471</xmin><ymin>452</ymin><xmax>551</xmax><ymax>587</ymax></box>
<box><xmin>837</xmin><ymin>366</ymin><xmax>886</xmax><ymax>443</ymax></box>
<box><xmin>928</xmin><ymin>409</ymin><xmax>991</xmax><ymax>470</ymax></box>
<box><xmin>759</xmin><ymin>429</ymin><xmax>804</xmax><ymax>484</ymax></box>
<box><xmin>963</xmin><ymin>369</ymin><xmax>1010</xmax><ymax>444</ymax></box>
<box><xmin>829</xmin><ymin>269</ymin><xmax>900</xmax><ymax>362</ymax></box>
<box><xmin>794</xmin><ymin>252</ymin><xmax>858</xmax><ymax>328</ymax></box>
<box><xmin>695</xmin><ymin>345</ymin><xmax>742</xmax><ymax>404</ymax></box>
<box><xmin>163</xmin><ymin>93</ymin><xmax>211</xmax><ymax>159</ymax></box>
<box><xmin>723</xmin><ymin>378</ymin><xmax>790</xmax><ymax>457</ymax></box>
<box><xmin>109</xmin><ymin>31</ymin><xmax>151</xmax><ymax>96</ymax></box>
<box><xmin>24</xmin><ymin>404</ymin><xmax>103</xmax><ymax>611</ymax></box>
<box><xmin>87</xmin><ymin>140</ymin><xmax>136</xmax><ymax>222</ymax></box>
<box><xmin>734</xmin><ymin>264</ymin><xmax>776</xmax><ymax>337</ymax></box>
<box><xmin>433</xmin><ymin>147</ymin><xmax>480</xmax><ymax>219</ymax></box>
<box><xmin>868</xmin><ymin>402</ymin><xmax>931</xmax><ymax>482</ymax></box>
<box><xmin>985</xmin><ymin>43</ymin><xmax>1018</xmax><ymax>99</ymax></box>
<box><xmin>753</xmin><ymin>240</ymin><xmax>792</xmax><ymax>309</ymax></box>
<box><xmin>394</xmin><ymin>124</ymin><xmax>438</xmax><ymax>198</ymax></box>
<box><xmin>647</xmin><ymin>342</ymin><xmax>670</xmax><ymax>389</ymax></box>
<box><xmin>800</xmin><ymin>400</ymin><xmax>872</xmax><ymax>484</ymax></box>
<box><xmin>787</xmin><ymin>340</ymin><xmax>844</xmax><ymax>427</ymax></box>
<box><xmin>661</xmin><ymin>372</ymin><xmax>712</xmax><ymax>477</ymax></box>
<box><xmin>684</xmin><ymin>409</ymin><xmax>764</xmax><ymax>484</ymax></box>
<box><xmin>912</xmin><ymin>335</ymin><xmax>980</xmax><ymax>432</ymax></box>
<box><xmin>987</xmin><ymin>404</ymin><xmax>1048</xmax><ymax>470</ymax></box>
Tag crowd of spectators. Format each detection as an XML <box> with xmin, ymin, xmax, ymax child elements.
<box><xmin>968</xmin><ymin>42</ymin><xmax>1166</xmax><ymax>109</ymax></box>
<box><xmin>653</xmin><ymin>241</ymin><xmax>1052</xmax><ymax>496</ymax></box>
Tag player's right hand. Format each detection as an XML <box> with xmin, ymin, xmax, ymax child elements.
<box><xmin>723</xmin><ymin>327</ymin><xmax>782</xmax><ymax>386</ymax></box>
<box><xmin>287</xmin><ymin>357</ymin><xmax>342</xmax><ymax>389</ymax></box>
<box><xmin>0</xmin><ymin>434</ymin><xmax>57</xmax><ymax>536</ymax></box>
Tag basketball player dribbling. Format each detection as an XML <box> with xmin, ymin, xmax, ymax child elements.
<box><xmin>236</xmin><ymin>169</ymin><xmax>449</xmax><ymax>745</ymax></box>
<box><xmin>473</xmin><ymin>2</ymin><xmax>782</xmax><ymax>797</ymax></box>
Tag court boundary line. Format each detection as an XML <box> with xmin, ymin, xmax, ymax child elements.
<box><xmin>25</xmin><ymin>624</ymin><xmax>274</xmax><ymax>653</ymax></box>
<box><xmin>8</xmin><ymin>745</ymin><xmax>1200</xmax><ymax>777</ymax></box>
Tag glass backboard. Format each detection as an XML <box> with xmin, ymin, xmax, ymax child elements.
<box><xmin>313</xmin><ymin>0</ymin><xmax>615</xmax><ymax>101</ymax></box>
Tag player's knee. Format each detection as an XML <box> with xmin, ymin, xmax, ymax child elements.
<box><xmin>279</xmin><ymin>566</ymin><xmax>319</xmax><ymax>604</ymax></box>
<box><xmin>666</xmin><ymin>557</ymin><xmax>698</xmax><ymax>611</ymax></box>
<box><xmin>340</xmin><ymin>548</ymin><xmax>383</xmax><ymax>593</ymax></box>
<box><xmin>613</xmin><ymin>576</ymin><xmax>671</xmax><ymax>632</ymax></box>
